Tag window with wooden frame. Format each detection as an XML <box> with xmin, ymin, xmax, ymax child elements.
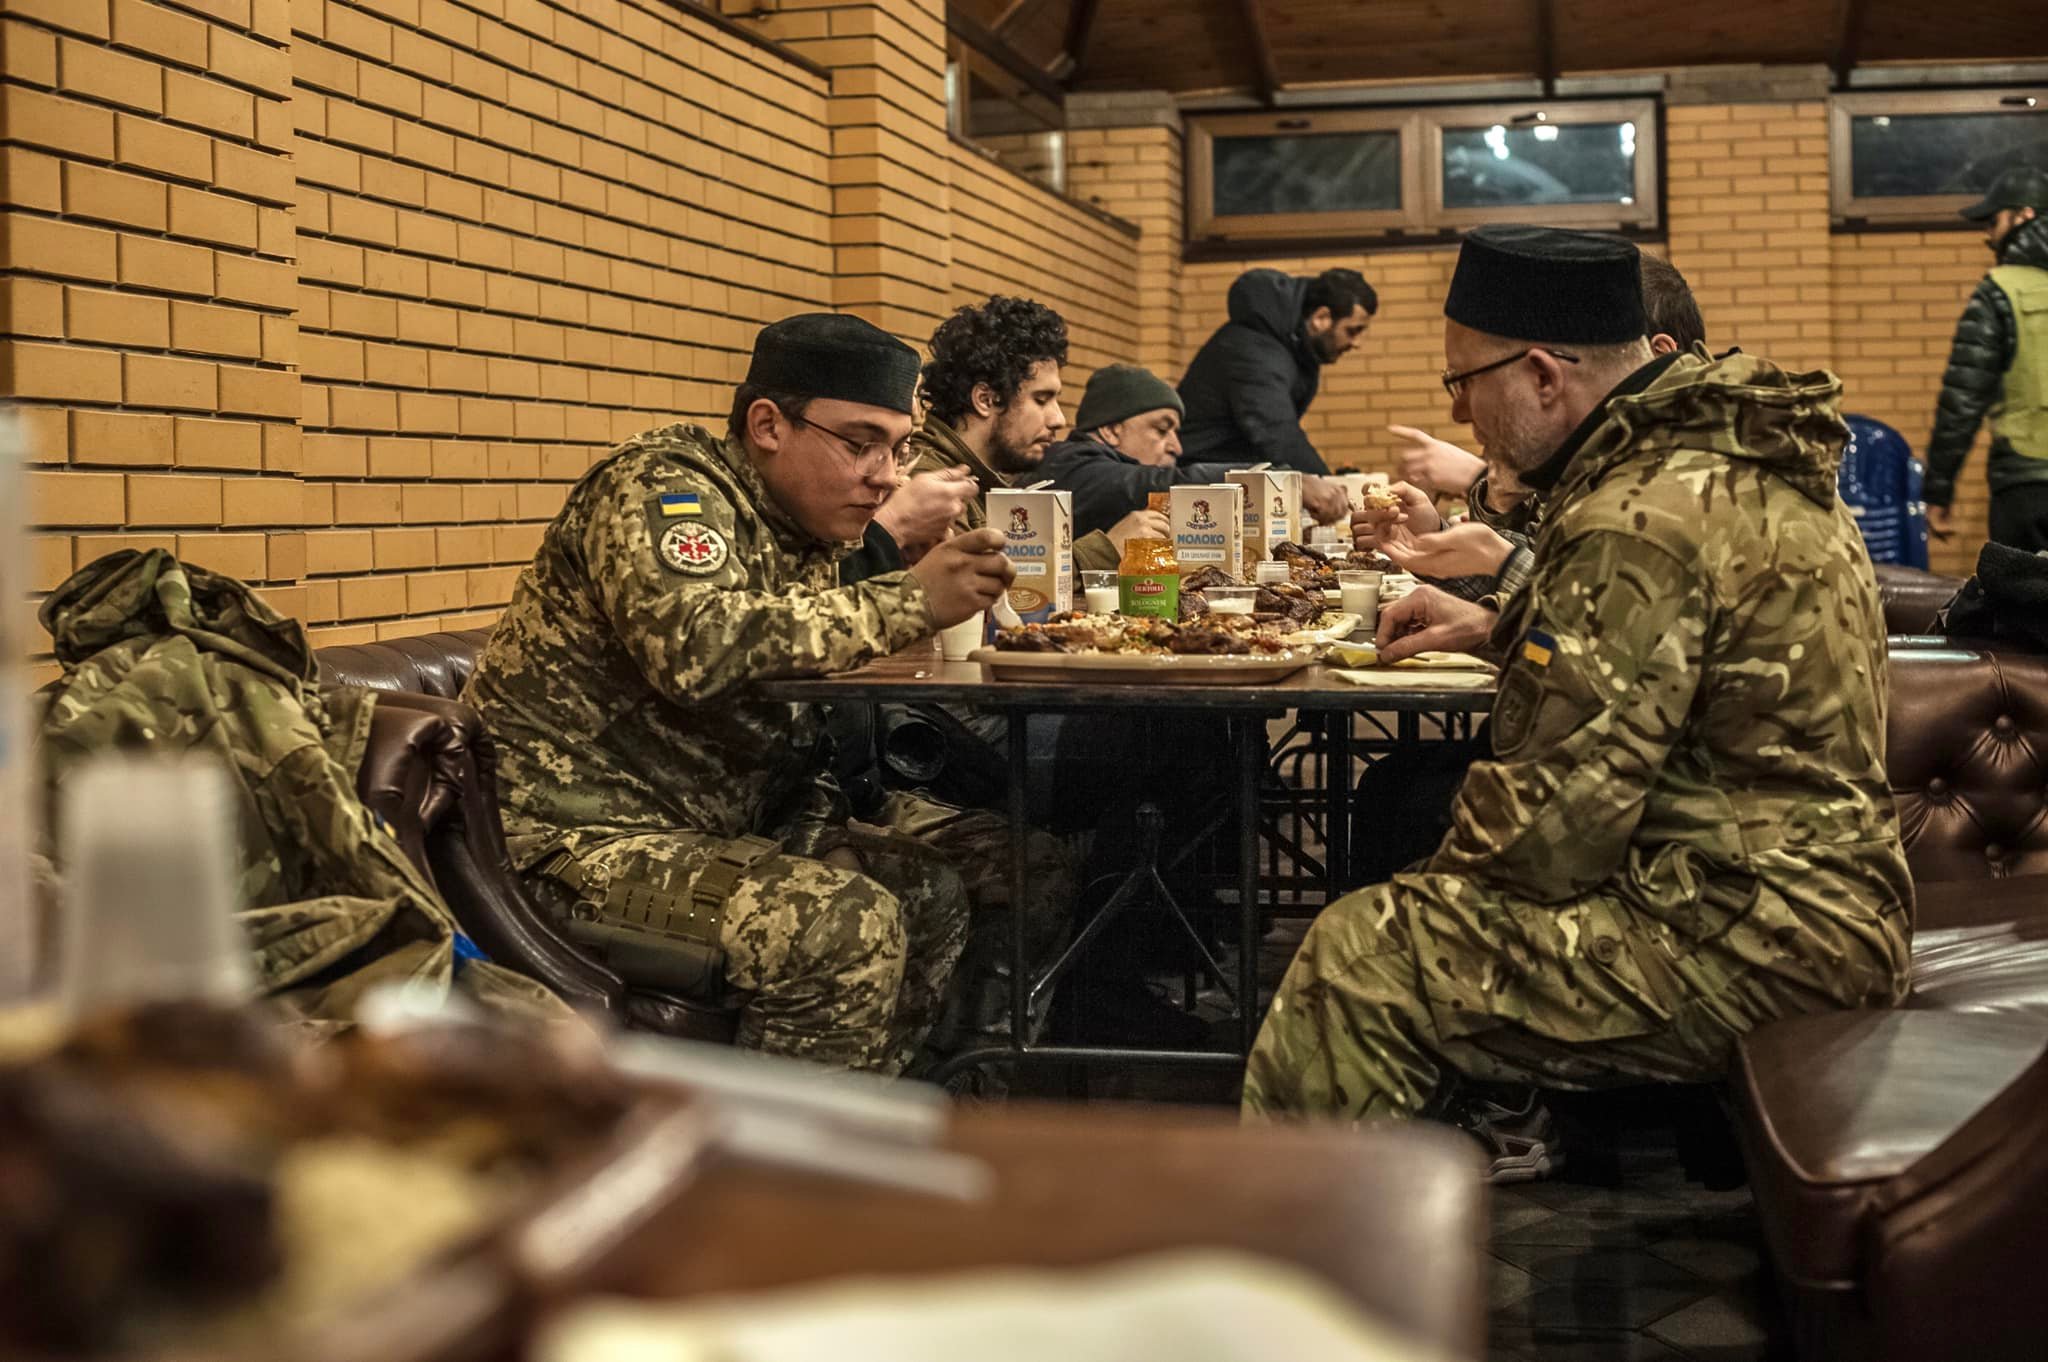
<box><xmin>946</xmin><ymin>26</ymin><xmax>1069</xmax><ymax>196</ymax></box>
<box><xmin>1830</xmin><ymin>88</ymin><xmax>2048</xmax><ymax>229</ymax></box>
<box><xmin>1187</xmin><ymin>98</ymin><xmax>1661</xmax><ymax>250</ymax></box>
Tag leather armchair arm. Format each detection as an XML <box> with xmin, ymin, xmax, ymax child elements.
<box><xmin>358</xmin><ymin>690</ymin><xmax>626</xmax><ymax>1019</ymax></box>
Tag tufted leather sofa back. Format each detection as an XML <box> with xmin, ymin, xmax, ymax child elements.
<box><xmin>315</xmin><ymin>630</ymin><xmax>492</xmax><ymax>697</ymax></box>
<box><xmin>1888</xmin><ymin>644</ymin><xmax>2048</xmax><ymax>883</ymax></box>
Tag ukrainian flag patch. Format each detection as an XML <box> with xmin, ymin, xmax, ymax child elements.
<box><xmin>1521</xmin><ymin>629</ymin><xmax>1555</xmax><ymax>668</ymax></box>
<box><xmin>657</xmin><ymin>492</ymin><xmax>701</xmax><ymax>517</ymax></box>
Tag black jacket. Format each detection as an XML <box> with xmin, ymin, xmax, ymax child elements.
<box><xmin>1177</xmin><ymin>269</ymin><xmax>1331</xmax><ymax>475</ymax></box>
<box><xmin>1038</xmin><ymin>437</ymin><xmax>1246</xmax><ymax>537</ymax></box>
<box><xmin>1926</xmin><ymin>215</ymin><xmax>2048</xmax><ymax>507</ymax></box>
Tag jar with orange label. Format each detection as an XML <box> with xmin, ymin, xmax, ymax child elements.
<box><xmin>1118</xmin><ymin>535</ymin><xmax>1180</xmax><ymax>618</ymax></box>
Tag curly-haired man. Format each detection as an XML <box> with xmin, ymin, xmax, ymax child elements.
<box><xmin>901</xmin><ymin>297</ymin><xmax>1139</xmax><ymax>570</ymax></box>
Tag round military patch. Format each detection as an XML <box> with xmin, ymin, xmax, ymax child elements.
<box><xmin>658</xmin><ymin>522</ymin><xmax>729</xmax><ymax>575</ymax></box>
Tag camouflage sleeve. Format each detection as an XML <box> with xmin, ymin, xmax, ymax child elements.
<box><xmin>581</xmin><ymin>473</ymin><xmax>935</xmax><ymax>703</ymax></box>
<box><xmin>1426</xmin><ymin>529</ymin><xmax>1705</xmax><ymax>901</ymax></box>
<box><xmin>1075</xmin><ymin>530</ymin><xmax>1121</xmax><ymax>572</ymax></box>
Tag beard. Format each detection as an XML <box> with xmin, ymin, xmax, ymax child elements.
<box><xmin>1308</xmin><ymin>328</ymin><xmax>1343</xmax><ymax>364</ymax></box>
<box><xmin>1479</xmin><ymin>402</ymin><xmax>1563</xmax><ymax>482</ymax></box>
<box><xmin>986</xmin><ymin>411</ymin><xmax>1048</xmax><ymax>475</ymax></box>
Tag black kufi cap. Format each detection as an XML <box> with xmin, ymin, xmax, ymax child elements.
<box><xmin>1444</xmin><ymin>225</ymin><xmax>1646</xmax><ymax>345</ymax></box>
<box><xmin>746</xmin><ymin>312</ymin><xmax>920</xmax><ymax>414</ymax></box>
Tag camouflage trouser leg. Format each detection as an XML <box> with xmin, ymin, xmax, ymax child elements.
<box><xmin>559</xmin><ymin>832</ymin><xmax>967</xmax><ymax>1075</ymax></box>
<box><xmin>1243</xmin><ymin>872</ymin><xmax>1747</xmax><ymax>1121</ymax></box>
<box><xmin>867</xmin><ymin>790</ymin><xmax>1076</xmax><ymax>1046</ymax></box>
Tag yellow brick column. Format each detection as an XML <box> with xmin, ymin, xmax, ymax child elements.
<box><xmin>2</xmin><ymin>0</ymin><xmax>303</xmax><ymax>676</ymax></box>
<box><xmin>1063</xmin><ymin>92</ymin><xmax>1184</xmax><ymax>379</ymax></box>
<box><xmin>725</xmin><ymin>0</ymin><xmax>953</xmax><ymax>345</ymax></box>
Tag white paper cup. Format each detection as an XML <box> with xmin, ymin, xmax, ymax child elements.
<box><xmin>58</xmin><ymin>755</ymin><xmax>254</xmax><ymax>1020</ymax></box>
<box><xmin>940</xmin><ymin>611</ymin><xmax>986</xmax><ymax>661</ymax></box>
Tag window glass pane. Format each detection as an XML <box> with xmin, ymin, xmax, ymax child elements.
<box><xmin>1212</xmin><ymin>131</ymin><xmax>1402</xmax><ymax>217</ymax></box>
<box><xmin>1849</xmin><ymin>112</ymin><xmax>2048</xmax><ymax>198</ymax></box>
<box><xmin>1440</xmin><ymin>121</ymin><xmax>1637</xmax><ymax>208</ymax></box>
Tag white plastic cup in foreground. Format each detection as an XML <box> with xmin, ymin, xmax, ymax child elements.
<box><xmin>58</xmin><ymin>754</ymin><xmax>254</xmax><ymax>1020</ymax></box>
<box><xmin>1338</xmin><ymin>570</ymin><xmax>1383</xmax><ymax>631</ymax></box>
<box><xmin>939</xmin><ymin>611</ymin><xmax>986</xmax><ymax>661</ymax></box>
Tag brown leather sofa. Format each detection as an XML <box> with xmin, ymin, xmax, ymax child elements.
<box><xmin>318</xmin><ymin>631</ymin><xmax>738</xmax><ymax>1042</ymax></box>
<box><xmin>1733</xmin><ymin>617</ymin><xmax>2048</xmax><ymax>1362</ymax></box>
<box><xmin>1873</xmin><ymin>562</ymin><xmax>1964</xmax><ymax>636</ymax></box>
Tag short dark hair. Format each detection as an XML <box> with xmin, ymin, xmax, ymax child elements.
<box><xmin>1302</xmin><ymin>268</ymin><xmax>1378</xmax><ymax>321</ymax></box>
<box><xmin>1639</xmin><ymin>253</ymin><xmax>1706</xmax><ymax>352</ymax></box>
<box><xmin>919</xmin><ymin>296</ymin><xmax>1069</xmax><ymax>427</ymax></box>
<box><xmin>727</xmin><ymin>383</ymin><xmax>813</xmax><ymax>441</ymax></box>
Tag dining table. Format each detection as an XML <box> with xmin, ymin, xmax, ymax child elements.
<box><xmin>758</xmin><ymin>641</ymin><xmax>1496</xmax><ymax>1083</ymax></box>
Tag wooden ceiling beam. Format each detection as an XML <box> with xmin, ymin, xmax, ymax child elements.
<box><xmin>1829</xmin><ymin>0</ymin><xmax>1868</xmax><ymax>89</ymax></box>
<box><xmin>1061</xmin><ymin>0</ymin><xmax>1103</xmax><ymax>79</ymax></box>
<box><xmin>1531</xmin><ymin>0</ymin><xmax>1557</xmax><ymax>97</ymax></box>
<box><xmin>989</xmin><ymin>0</ymin><xmax>1043</xmax><ymax>35</ymax></box>
<box><xmin>946</xmin><ymin>6</ymin><xmax>1068</xmax><ymax>107</ymax></box>
<box><xmin>1237</xmin><ymin>0</ymin><xmax>1281</xmax><ymax>106</ymax></box>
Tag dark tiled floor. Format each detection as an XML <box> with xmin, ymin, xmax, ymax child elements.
<box><xmin>1484</xmin><ymin>1128</ymin><xmax>1781</xmax><ymax>1362</ymax></box>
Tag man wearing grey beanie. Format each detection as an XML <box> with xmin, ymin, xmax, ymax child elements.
<box><xmin>1039</xmin><ymin>363</ymin><xmax>1246</xmax><ymax>541</ymax></box>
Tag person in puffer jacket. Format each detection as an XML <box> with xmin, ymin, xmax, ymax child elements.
<box><xmin>1925</xmin><ymin>166</ymin><xmax>2048</xmax><ymax>550</ymax></box>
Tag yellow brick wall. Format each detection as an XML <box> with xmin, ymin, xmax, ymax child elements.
<box><xmin>288</xmin><ymin>0</ymin><xmax>836</xmax><ymax>649</ymax></box>
<box><xmin>6</xmin><ymin>0</ymin><xmax>302</xmax><ymax>681</ymax></box>
<box><xmin>947</xmin><ymin>140</ymin><xmax>1139</xmax><ymax>383</ymax></box>
<box><xmin>1158</xmin><ymin>102</ymin><xmax>1995</xmax><ymax>576</ymax></box>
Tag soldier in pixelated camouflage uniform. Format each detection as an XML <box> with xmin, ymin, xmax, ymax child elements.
<box><xmin>463</xmin><ymin>314</ymin><xmax>1069</xmax><ymax>1075</ymax></box>
<box><xmin>1245</xmin><ymin>227</ymin><xmax>1913</xmax><ymax>1137</ymax></box>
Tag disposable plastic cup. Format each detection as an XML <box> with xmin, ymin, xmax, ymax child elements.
<box><xmin>57</xmin><ymin>754</ymin><xmax>254</xmax><ymax>1020</ymax></box>
<box><xmin>940</xmin><ymin>611</ymin><xmax>987</xmax><ymax>661</ymax></box>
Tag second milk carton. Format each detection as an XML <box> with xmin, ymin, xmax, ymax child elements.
<box><xmin>987</xmin><ymin>486</ymin><xmax>1073</xmax><ymax>619</ymax></box>
<box><xmin>1170</xmin><ymin>483</ymin><xmax>1244</xmax><ymax>578</ymax></box>
<box><xmin>1225</xmin><ymin>467</ymin><xmax>1304</xmax><ymax>575</ymax></box>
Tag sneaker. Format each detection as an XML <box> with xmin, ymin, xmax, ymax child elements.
<box><xmin>1447</xmin><ymin>1089</ymin><xmax>1563</xmax><ymax>1184</ymax></box>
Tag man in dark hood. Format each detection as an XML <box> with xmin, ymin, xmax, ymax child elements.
<box><xmin>1925</xmin><ymin>166</ymin><xmax>2048</xmax><ymax>550</ymax></box>
<box><xmin>1177</xmin><ymin>266</ymin><xmax>1378</xmax><ymax>480</ymax></box>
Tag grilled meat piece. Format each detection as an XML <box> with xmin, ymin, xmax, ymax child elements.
<box><xmin>1165</xmin><ymin>625</ymin><xmax>1250</xmax><ymax>655</ymax></box>
<box><xmin>1273</xmin><ymin>541</ymin><xmax>1339</xmax><ymax>590</ymax></box>
<box><xmin>1180</xmin><ymin>565</ymin><xmax>1238</xmax><ymax>593</ymax></box>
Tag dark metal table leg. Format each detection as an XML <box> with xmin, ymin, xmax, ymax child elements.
<box><xmin>1324</xmin><ymin>713</ymin><xmax>1351</xmax><ymax>903</ymax></box>
<box><xmin>1010</xmin><ymin>708</ymin><xmax>1030</xmax><ymax>1048</ymax></box>
<box><xmin>1238</xmin><ymin>716</ymin><xmax>1263</xmax><ymax>1058</ymax></box>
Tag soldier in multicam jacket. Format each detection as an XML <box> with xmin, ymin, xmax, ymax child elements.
<box><xmin>462</xmin><ymin>313</ymin><xmax>1064</xmax><ymax>1075</ymax></box>
<box><xmin>1246</xmin><ymin>228</ymin><xmax>1912</xmax><ymax>1142</ymax></box>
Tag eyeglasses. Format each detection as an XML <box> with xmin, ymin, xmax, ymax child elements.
<box><xmin>1440</xmin><ymin>347</ymin><xmax>1581</xmax><ymax>400</ymax></box>
<box><xmin>791</xmin><ymin>415</ymin><xmax>916</xmax><ymax>474</ymax></box>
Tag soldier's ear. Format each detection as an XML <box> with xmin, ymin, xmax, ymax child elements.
<box><xmin>970</xmin><ymin>382</ymin><xmax>998</xmax><ymax>419</ymax></box>
<box><xmin>744</xmin><ymin>398</ymin><xmax>786</xmax><ymax>454</ymax></box>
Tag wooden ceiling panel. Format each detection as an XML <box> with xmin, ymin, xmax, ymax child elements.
<box><xmin>1071</xmin><ymin>3</ymin><xmax>1251</xmax><ymax>93</ymax></box>
<box><xmin>1265</xmin><ymin>0</ymin><xmax>1540</xmax><ymax>86</ymax></box>
<box><xmin>1855</xmin><ymin>0</ymin><xmax>2048</xmax><ymax>63</ymax></box>
<box><xmin>1060</xmin><ymin>0</ymin><xmax>2047</xmax><ymax>95</ymax></box>
<box><xmin>1552</xmin><ymin>0</ymin><xmax>1833</xmax><ymax>72</ymax></box>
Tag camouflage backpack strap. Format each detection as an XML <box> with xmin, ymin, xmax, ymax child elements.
<box><xmin>533</xmin><ymin>835</ymin><xmax>782</xmax><ymax>1001</ymax></box>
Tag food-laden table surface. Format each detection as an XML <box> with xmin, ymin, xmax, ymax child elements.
<box><xmin>758</xmin><ymin>643</ymin><xmax>1497</xmax><ymax>1080</ymax></box>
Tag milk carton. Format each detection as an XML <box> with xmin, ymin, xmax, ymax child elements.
<box><xmin>1170</xmin><ymin>483</ymin><xmax>1244</xmax><ymax>577</ymax></box>
<box><xmin>1224</xmin><ymin>467</ymin><xmax>1303</xmax><ymax>575</ymax></box>
<box><xmin>987</xmin><ymin>486</ymin><xmax>1073</xmax><ymax>619</ymax></box>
